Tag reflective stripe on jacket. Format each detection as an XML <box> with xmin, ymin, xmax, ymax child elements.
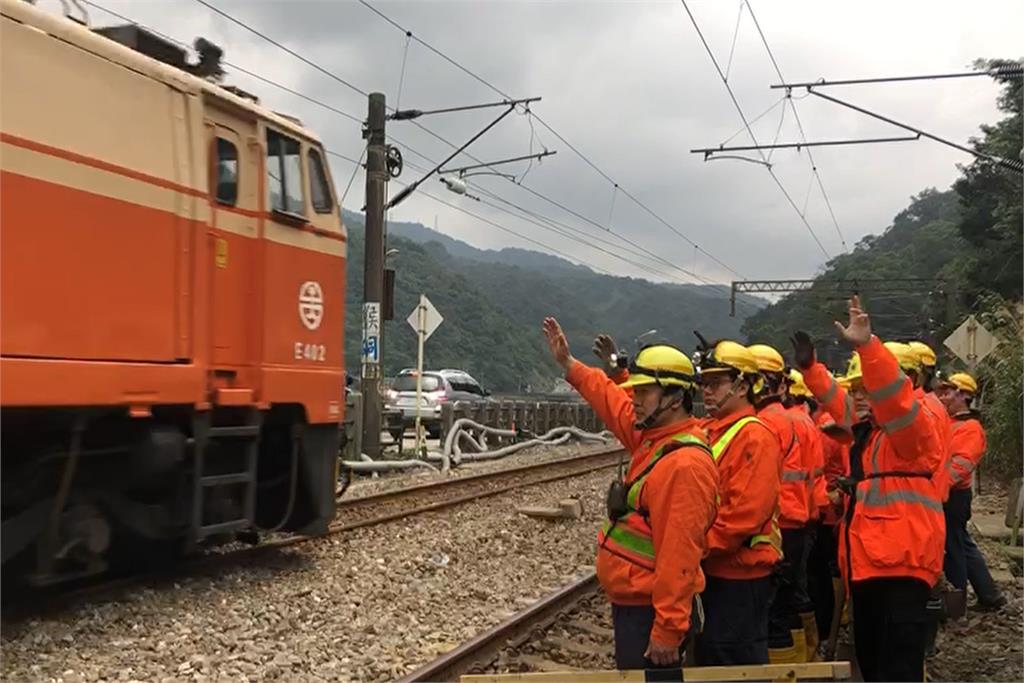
<box><xmin>567</xmin><ymin>361</ymin><xmax>719</xmax><ymax>647</ymax></box>
<box><xmin>759</xmin><ymin>401</ymin><xmax>810</xmax><ymax>528</ymax></box>
<box><xmin>803</xmin><ymin>336</ymin><xmax>945</xmax><ymax>587</ymax></box>
<box><xmin>789</xmin><ymin>403</ymin><xmax>827</xmax><ymax>521</ymax></box>
<box><xmin>703</xmin><ymin>407</ymin><xmax>783</xmax><ymax>580</ymax></box>
<box><xmin>947</xmin><ymin>414</ymin><xmax>985</xmax><ymax>491</ymax></box>
<box><xmin>599</xmin><ymin>432</ymin><xmax>712</xmax><ymax>568</ymax></box>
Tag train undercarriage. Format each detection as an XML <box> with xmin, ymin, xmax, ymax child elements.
<box><xmin>1</xmin><ymin>405</ymin><xmax>338</xmax><ymax>586</ymax></box>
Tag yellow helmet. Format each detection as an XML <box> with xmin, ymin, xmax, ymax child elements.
<box><xmin>695</xmin><ymin>340</ymin><xmax>760</xmax><ymax>376</ymax></box>
<box><xmin>618</xmin><ymin>345</ymin><xmax>697</xmax><ymax>390</ymax></box>
<box><xmin>884</xmin><ymin>341</ymin><xmax>922</xmax><ymax>373</ymax></box>
<box><xmin>908</xmin><ymin>341</ymin><xmax>937</xmax><ymax>368</ymax></box>
<box><xmin>694</xmin><ymin>339</ymin><xmax>763</xmax><ymax>394</ymax></box>
<box><xmin>748</xmin><ymin>344</ymin><xmax>786</xmax><ymax>374</ymax></box>
<box><xmin>843</xmin><ymin>352</ymin><xmax>863</xmax><ymax>384</ymax></box>
<box><xmin>787</xmin><ymin>369</ymin><xmax>812</xmax><ymax>398</ymax></box>
<box><xmin>940</xmin><ymin>372</ymin><xmax>978</xmax><ymax>395</ymax></box>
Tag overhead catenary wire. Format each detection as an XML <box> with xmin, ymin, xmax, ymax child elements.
<box><xmin>185</xmin><ymin>0</ymin><xmax>753</xmax><ymax>287</ymax></box>
<box><xmin>394</xmin><ymin>30</ymin><xmax>413</xmax><ymax>110</ymax></box>
<box><xmin>88</xmin><ymin>0</ymin><xmax>761</xmax><ymax>310</ymax></box>
<box><xmin>680</xmin><ymin>0</ymin><xmax>831</xmax><ymax>259</ymax></box>
<box><xmin>743</xmin><ymin>0</ymin><xmax>850</xmax><ymax>251</ymax></box>
<box><xmin>723</xmin><ymin>0</ymin><xmax>745</xmax><ymax>82</ymax></box>
<box><xmin>355</xmin><ymin>0</ymin><xmax>747</xmax><ymax>280</ymax></box>
<box><xmin>195</xmin><ymin>0</ymin><xmax>369</xmax><ymax>97</ymax></box>
<box><xmin>399</xmin><ymin>156</ymin><xmax>759</xmax><ymax>297</ymax></box>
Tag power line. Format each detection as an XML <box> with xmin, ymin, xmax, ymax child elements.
<box><xmin>191</xmin><ymin>0</ymin><xmax>753</xmax><ymax>286</ymax></box>
<box><xmin>355</xmin><ymin>0</ymin><xmax>747</xmax><ymax>279</ymax></box>
<box><xmin>82</xmin><ymin>1</ymin><xmax>364</xmax><ymax>126</ymax></box>
<box><xmin>743</xmin><ymin>0</ymin><xmax>849</xmax><ymax>251</ymax></box>
<box><xmin>89</xmin><ymin>0</ymin><xmax>759</xmax><ymax>310</ymax></box>
<box><xmin>679</xmin><ymin>0</ymin><xmax>832</xmax><ymax>259</ymax></box>
<box><xmin>386</xmin><ymin>156</ymin><xmax>764</xmax><ymax>314</ymax></box>
<box><xmin>400</xmin><ymin>157</ymin><xmax>756</xmax><ymax>295</ymax></box>
<box><xmin>195</xmin><ymin>0</ymin><xmax>368</xmax><ymax>97</ymax></box>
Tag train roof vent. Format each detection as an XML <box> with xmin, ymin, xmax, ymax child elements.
<box><xmin>93</xmin><ymin>25</ymin><xmax>225</xmax><ymax>81</ymax></box>
<box><xmin>93</xmin><ymin>24</ymin><xmax>188</xmax><ymax>70</ymax></box>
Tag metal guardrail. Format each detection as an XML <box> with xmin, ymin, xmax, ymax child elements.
<box><xmin>440</xmin><ymin>399</ymin><xmax>601</xmax><ymax>445</ymax></box>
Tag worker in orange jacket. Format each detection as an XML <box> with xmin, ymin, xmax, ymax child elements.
<box><xmin>542</xmin><ymin>318</ymin><xmax>719</xmax><ymax>669</ymax></box>
<box><xmin>785</xmin><ymin>368</ymin><xmax>828</xmax><ymax>658</ymax></box>
<box><xmin>748</xmin><ymin>344</ymin><xmax>812</xmax><ymax>664</ymax></box>
<box><xmin>693</xmin><ymin>338</ymin><xmax>782</xmax><ymax>666</ymax></box>
<box><xmin>890</xmin><ymin>341</ymin><xmax>952</xmax><ymax>657</ymax></box>
<box><xmin>806</xmin><ymin>403</ymin><xmax>850</xmax><ymax>651</ymax></box>
<box><xmin>901</xmin><ymin>341</ymin><xmax>954</xmax><ymax>498</ymax></box>
<box><xmin>791</xmin><ymin>296</ymin><xmax>945</xmax><ymax>682</ymax></box>
<box><xmin>937</xmin><ymin>372</ymin><xmax>1006</xmax><ymax>610</ymax></box>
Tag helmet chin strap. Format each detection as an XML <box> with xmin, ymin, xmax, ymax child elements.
<box><xmin>635</xmin><ymin>392</ymin><xmax>678</xmax><ymax>430</ymax></box>
<box><xmin>708</xmin><ymin>376</ymin><xmax>745</xmax><ymax>416</ymax></box>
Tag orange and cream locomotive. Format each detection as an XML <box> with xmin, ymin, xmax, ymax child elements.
<box><xmin>1</xmin><ymin>0</ymin><xmax>347</xmax><ymax>583</ymax></box>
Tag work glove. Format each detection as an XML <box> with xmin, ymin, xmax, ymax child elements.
<box><xmin>592</xmin><ymin>334</ymin><xmax>621</xmax><ymax>377</ymax></box>
<box><xmin>789</xmin><ymin>330</ymin><xmax>816</xmax><ymax>371</ymax></box>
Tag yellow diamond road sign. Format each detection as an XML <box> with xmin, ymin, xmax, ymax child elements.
<box><xmin>944</xmin><ymin>315</ymin><xmax>999</xmax><ymax>369</ymax></box>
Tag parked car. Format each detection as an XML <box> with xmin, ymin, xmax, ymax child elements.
<box><xmin>385</xmin><ymin>368</ymin><xmax>490</xmax><ymax>437</ymax></box>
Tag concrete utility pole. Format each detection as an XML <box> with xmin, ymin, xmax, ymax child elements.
<box><xmin>361</xmin><ymin>92</ymin><xmax>387</xmax><ymax>458</ymax></box>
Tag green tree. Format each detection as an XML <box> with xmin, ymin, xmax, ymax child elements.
<box><xmin>953</xmin><ymin>59</ymin><xmax>1023</xmax><ymax>301</ymax></box>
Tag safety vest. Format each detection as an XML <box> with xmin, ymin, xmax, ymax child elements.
<box><xmin>711</xmin><ymin>416</ymin><xmax>784</xmax><ymax>555</ymax></box>
<box><xmin>599</xmin><ymin>433</ymin><xmax>712</xmax><ymax>570</ymax></box>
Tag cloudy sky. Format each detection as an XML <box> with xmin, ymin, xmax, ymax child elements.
<box><xmin>82</xmin><ymin>0</ymin><xmax>1022</xmax><ymax>288</ymax></box>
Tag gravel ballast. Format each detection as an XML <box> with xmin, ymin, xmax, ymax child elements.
<box><xmin>2</xmin><ymin>465</ymin><xmax>614</xmax><ymax>683</ymax></box>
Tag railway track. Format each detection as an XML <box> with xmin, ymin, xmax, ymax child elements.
<box><xmin>397</xmin><ymin>573</ymin><xmax>602</xmax><ymax>683</ymax></box>
<box><xmin>399</xmin><ymin>571</ymin><xmax>858</xmax><ymax>683</ymax></box>
<box><xmin>3</xmin><ymin>445</ymin><xmax>623</xmax><ymax>619</ymax></box>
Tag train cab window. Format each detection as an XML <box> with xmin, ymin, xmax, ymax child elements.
<box><xmin>308</xmin><ymin>148</ymin><xmax>334</xmax><ymax>213</ymax></box>
<box><xmin>215</xmin><ymin>138</ymin><xmax>238</xmax><ymax>206</ymax></box>
<box><xmin>266</xmin><ymin>129</ymin><xmax>305</xmax><ymax>218</ymax></box>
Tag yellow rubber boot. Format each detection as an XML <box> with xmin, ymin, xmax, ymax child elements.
<box><xmin>768</xmin><ymin>645</ymin><xmax>799</xmax><ymax>664</ymax></box>
<box><xmin>836</xmin><ymin>576</ymin><xmax>850</xmax><ymax>627</ymax></box>
<box><xmin>790</xmin><ymin>628</ymin><xmax>808</xmax><ymax>663</ymax></box>
<box><xmin>800</xmin><ymin>612</ymin><xmax>820</xmax><ymax>661</ymax></box>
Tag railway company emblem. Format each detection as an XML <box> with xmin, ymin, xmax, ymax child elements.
<box><xmin>298</xmin><ymin>281</ymin><xmax>324</xmax><ymax>330</ymax></box>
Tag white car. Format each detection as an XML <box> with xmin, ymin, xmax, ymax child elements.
<box><xmin>385</xmin><ymin>369</ymin><xmax>490</xmax><ymax>437</ymax></box>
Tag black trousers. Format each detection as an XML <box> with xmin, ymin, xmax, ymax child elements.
<box><xmin>768</xmin><ymin>527</ymin><xmax>813</xmax><ymax>647</ymax></box>
<box><xmin>807</xmin><ymin>523</ymin><xmax>839</xmax><ymax>640</ymax></box>
<box><xmin>696</xmin><ymin>575</ymin><xmax>774</xmax><ymax>666</ymax></box>
<box><xmin>851</xmin><ymin>577</ymin><xmax>930</xmax><ymax>682</ymax></box>
<box><xmin>611</xmin><ymin>602</ymin><xmax>701</xmax><ymax>670</ymax></box>
<box><xmin>943</xmin><ymin>488</ymin><xmax>1002</xmax><ymax>602</ymax></box>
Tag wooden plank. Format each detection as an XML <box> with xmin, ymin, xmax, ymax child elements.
<box><xmin>461</xmin><ymin>660</ymin><xmax>852</xmax><ymax>682</ymax></box>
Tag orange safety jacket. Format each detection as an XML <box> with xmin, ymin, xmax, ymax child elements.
<box><xmin>803</xmin><ymin>336</ymin><xmax>945</xmax><ymax>587</ymax></box>
<box><xmin>758</xmin><ymin>400</ymin><xmax>810</xmax><ymax>528</ymax></box>
<box><xmin>919</xmin><ymin>388</ymin><xmax>953</xmax><ymax>501</ymax></box>
<box><xmin>946</xmin><ymin>412</ymin><xmax>986</xmax><ymax>491</ymax></box>
<box><xmin>789</xmin><ymin>403</ymin><xmax>827</xmax><ymax>522</ymax></box>
<box><xmin>703</xmin><ymin>406</ymin><xmax>783</xmax><ymax>580</ymax></box>
<box><xmin>815</xmin><ymin>410</ymin><xmax>849</xmax><ymax>527</ymax></box>
<box><xmin>567</xmin><ymin>361</ymin><xmax>719</xmax><ymax>647</ymax></box>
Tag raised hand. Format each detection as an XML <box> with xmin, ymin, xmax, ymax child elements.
<box><xmin>542</xmin><ymin>317</ymin><xmax>574</xmax><ymax>371</ymax></box>
<box><xmin>592</xmin><ymin>334</ymin><xmax>619</xmax><ymax>372</ymax></box>
<box><xmin>789</xmin><ymin>331</ymin><xmax>817</xmax><ymax>370</ymax></box>
<box><xmin>834</xmin><ymin>295</ymin><xmax>873</xmax><ymax>347</ymax></box>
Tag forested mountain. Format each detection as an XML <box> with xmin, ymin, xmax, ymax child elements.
<box><xmin>341</xmin><ymin>214</ymin><xmax>762</xmax><ymax>391</ymax></box>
